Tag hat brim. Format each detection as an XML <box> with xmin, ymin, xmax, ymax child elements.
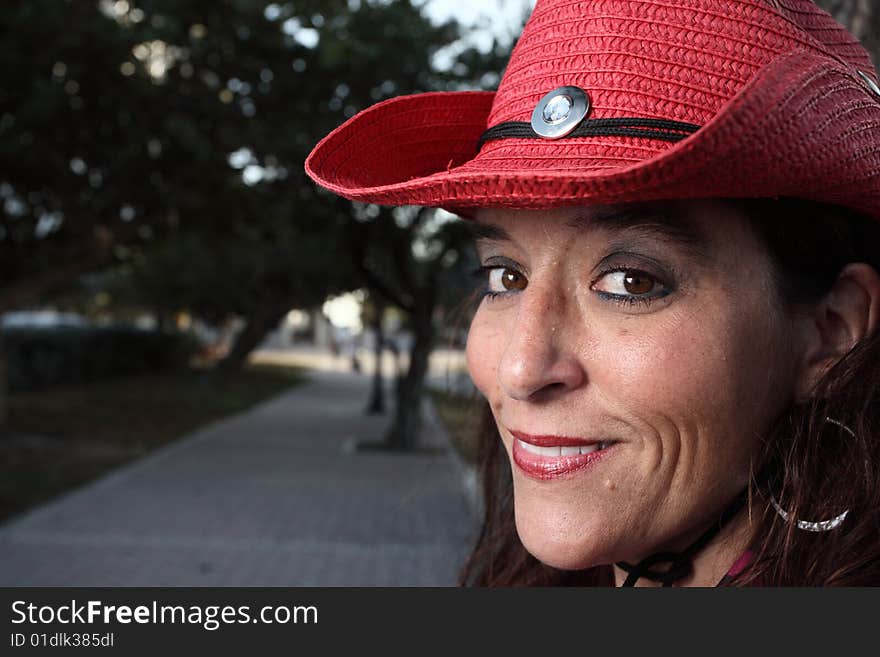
<box><xmin>305</xmin><ymin>50</ymin><xmax>880</xmax><ymax>219</ymax></box>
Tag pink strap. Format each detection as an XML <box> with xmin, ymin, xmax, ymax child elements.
<box><xmin>726</xmin><ymin>550</ymin><xmax>754</xmax><ymax>579</ymax></box>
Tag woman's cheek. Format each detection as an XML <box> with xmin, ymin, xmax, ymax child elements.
<box><xmin>584</xmin><ymin>309</ymin><xmax>743</xmax><ymax>437</ymax></box>
<box><xmin>587</xmin><ymin>316</ymin><xmax>695</xmax><ymax>397</ymax></box>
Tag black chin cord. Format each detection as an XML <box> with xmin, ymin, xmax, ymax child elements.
<box><xmin>616</xmin><ymin>489</ymin><xmax>749</xmax><ymax>587</ymax></box>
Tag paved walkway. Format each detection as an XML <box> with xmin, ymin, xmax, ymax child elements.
<box><xmin>0</xmin><ymin>367</ymin><xmax>479</xmax><ymax>586</ymax></box>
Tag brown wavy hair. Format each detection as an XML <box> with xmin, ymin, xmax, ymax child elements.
<box><xmin>457</xmin><ymin>198</ymin><xmax>880</xmax><ymax>586</ymax></box>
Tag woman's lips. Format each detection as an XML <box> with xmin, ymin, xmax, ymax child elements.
<box><xmin>509</xmin><ymin>429</ymin><xmax>617</xmax><ymax>480</ymax></box>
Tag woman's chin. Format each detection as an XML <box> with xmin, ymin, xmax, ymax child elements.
<box><xmin>514</xmin><ymin>511</ymin><xmax>610</xmax><ymax>571</ymax></box>
<box><xmin>518</xmin><ymin>533</ymin><xmax>603</xmax><ymax>571</ymax></box>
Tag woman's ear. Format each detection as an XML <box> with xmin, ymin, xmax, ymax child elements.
<box><xmin>795</xmin><ymin>263</ymin><xmax>880</xmax><ymax>400</ymax></box>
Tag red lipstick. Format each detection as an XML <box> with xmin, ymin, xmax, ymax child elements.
<box><xmin>509</xmin><ymin>429</ymin><xmax>616</xmax><ymax>480</ymax></box>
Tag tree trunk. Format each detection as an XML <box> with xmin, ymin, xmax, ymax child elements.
<box><xmin>0</xmin><ymin>327</ymin><xmax>7</xmax><ymax>430</ymax></box>
<box><xmin>155</xmin><ymin>308</ymin><xmax>174</xmax><ymax>333</ymax></box>
<box><xmin>213</xmin><ymin>303</ymin><xmax>288</xmax><ymax>379</ymax></box>
<box><xmin>385</xmin><ymin>304</ymin><xmax>434</xmax><ymax>450</ymax></box>
<box><xmin>366</xmin><ymin>301</ymin><xmax>386</xmax><ymax>414</ymax></box>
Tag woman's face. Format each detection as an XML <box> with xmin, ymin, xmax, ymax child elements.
<box><xmin>465</xmin><ymin>200</ymin><xmax>803</xmax><ymax>570</ymax></box>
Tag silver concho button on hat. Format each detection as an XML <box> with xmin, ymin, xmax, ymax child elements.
<box><xmin>531</xmin><ymin>86</ymin><xmax>591</xmax><ymax>139</ymax></box>
<box><xmin>857</xmin><ymin>70</ymin><xmax>880</xmax><ymax>99</ymax></box>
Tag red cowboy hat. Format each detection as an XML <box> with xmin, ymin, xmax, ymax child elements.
<box><xmin>305</xmin><ymin>0</ymin><xmax>880</xmax><ymax>219</ymax></box>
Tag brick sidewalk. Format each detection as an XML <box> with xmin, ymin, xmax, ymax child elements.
<box><xmin>0</xmin><ymin>370</ymin><xmax>477</xmax><ymax>586</ymax></box>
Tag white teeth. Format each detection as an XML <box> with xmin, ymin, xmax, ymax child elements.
<box><xmin>518</xmin><ymin>441</ymin><xmax>561</xmax><ymax>457</ymax></box>
<box><xmin>517</xmin><ymin>439</ymin><xmax>601</xmax><ymax>457</ymax></box>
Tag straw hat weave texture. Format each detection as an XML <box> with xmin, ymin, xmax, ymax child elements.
<box><xmin>306</xmin><ymin>0</ymin><xmax>880</xmax><ymax>219</ymax></box>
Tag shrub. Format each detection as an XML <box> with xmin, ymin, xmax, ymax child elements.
<box><xmin>1</xmin><ymin>327</ymin><xmax>201</xmax><ymax>392</ymax></box>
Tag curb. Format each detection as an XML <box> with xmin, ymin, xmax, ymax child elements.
<box><xmin>421</xmin><ymin>392</ymin><xmax>483</xmax><ymax>522</ymax></box>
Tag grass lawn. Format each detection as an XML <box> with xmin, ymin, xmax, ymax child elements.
<box><xmin>429</xmin><ymin>388</ymin><xmax>485</xmax><ymax>465</ymax></box>
<box><xmin>0</xmin><ymin>364</ymin><xmax>307</xmax><ymax>523</ymax></box>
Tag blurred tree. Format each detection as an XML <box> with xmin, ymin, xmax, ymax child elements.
<box><xmin>350</xmin><ymin>205</ymin><xmax>479</xmax><ymax>449</ymax></box>
<box><xmin>1</xmin><ymin>1</ymin><xmax>253</xmax><ymax>307</ymax></box>
<box><xmin>0</xmin><ymin>333</ymin><xmax>5</xmax><ymax>425</ymax></box>
<box><xmin>0</xmin><ymin>0</ymin><xmax>512</xmax><ymax>440</ymax></box>
<box><xmin>817</xmin><ymin>0</ymin><xmax>876</xmax><ymax>59</ymax></box>
<box><xmin>361</xmin><ymin>290</ymin><xmax>387</xmax><ymax>415</ymax></box>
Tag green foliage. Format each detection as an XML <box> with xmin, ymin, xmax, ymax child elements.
<box><xmin>0</xmin><ymin>0</ymin><xmax>509</xmax><ymax>337</ymax></box>
<box><xmin>2</xmin><ymin>326</ymin><xmax>200</xmax><ymax>391</ymax></box>
<box><xmin>1</xmin><ymin>1</ymin><xmax>253</xmax><ymax>289</ymax></box>
<box><xmin>0</xmin><ymin>0</ymin><xmax>508</xmax><ymax>434</ymax></box>
<box><xmin>430</xmin><ymin>388</ymin><xmax>482</xmax><ymax>465</ymax></box>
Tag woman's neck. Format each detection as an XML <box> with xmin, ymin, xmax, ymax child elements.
<box><xmin>612</xmin><ymin>507</ymin><xmax>755</xmax><ymax>587</ymax></box>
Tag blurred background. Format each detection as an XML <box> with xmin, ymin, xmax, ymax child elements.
<box><xmin>0</xmin><ymin>0</ymin><xmax>875</xmax><ymax>585</ymax></box>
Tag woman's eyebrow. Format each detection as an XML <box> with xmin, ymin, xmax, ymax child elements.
<box><xmin>567</xmin><ymin>205</ymin><xmax>712</xmax><ymax>258</ymax></box>
<box><xmin>466</xmin><ymin>221</ymin><xmax>512</xmax><ymax>244</ymax></box>
<box><xmin>466</xmin><ymin>205</ymin><xmax>712</xmax><ymax>258</ymax></box>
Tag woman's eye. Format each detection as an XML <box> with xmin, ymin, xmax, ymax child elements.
<box><xmin>592</xmin><ymin>269</ymin><xmax>666</xmax><ymax>299</ymax></box>
<box><xmin>487</xmin><ymin>267</ymin><xmax>528</xmax><ymax>293</ymax></box>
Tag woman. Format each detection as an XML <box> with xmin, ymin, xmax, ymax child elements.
<box><xmin>306</xmin><ymin>0</ymin><xmax>880</xmax><ymax>585</ymax></box>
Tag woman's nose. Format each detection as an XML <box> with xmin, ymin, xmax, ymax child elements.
<box><xmin>496</xmin><ymin>286</ymin><xmax>586</xmax><ymax>401</ymax></box>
